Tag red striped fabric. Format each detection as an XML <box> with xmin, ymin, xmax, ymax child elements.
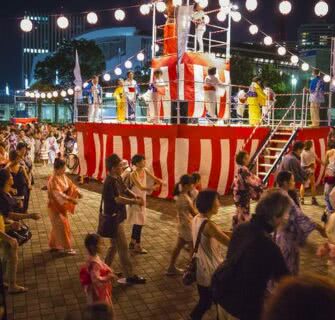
<box><xmin>76</xmin><ymin>123</ymin><xmax>273</xmax><ymax>198</ymax></box>
<box><xmin>151</xmin><ymin>52</ymin><xmax>230</xmax><ymax>120</ymax></box>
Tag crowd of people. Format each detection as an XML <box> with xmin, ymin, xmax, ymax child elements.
<box><xmin>1</xmin><ymin>123</ymin><xmax>335</xmax><ymax>320</ymax></box>
<box><xmin>80</xmin><ymin>135</ymin><xmax>335</xmax><ymax>319</ymax></box>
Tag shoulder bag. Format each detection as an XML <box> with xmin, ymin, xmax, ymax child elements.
<box><xmin>182</xmin><ymin>220</ymin><xmax>208</xmax><ymax>286</ymax></box>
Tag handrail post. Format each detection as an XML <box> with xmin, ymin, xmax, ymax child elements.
<box><xmin>293</xmin><ymin>98</ymin><xmax>296</xmax><ymax>128</ymax></box>
<box><xmin>209</xmin><ymin>32</ymin><xmax>212</xmax><ymax>54</ymax></box>
<box><xmin>305</xmin><ymin>92</ymin><xmax>309</xmax><ymax>127</ymax></box>
<box><xmin>301</xmin><ymin>88</ymin><xmax>306</xmax><ymax>127</ymax></box>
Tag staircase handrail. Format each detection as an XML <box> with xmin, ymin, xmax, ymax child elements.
<box><xmin>262</xmin><ymin>127</ymin><xmax>299</xmax><ymax>183</ymax></box>
<box><xmin>249</xmin><ymin>99</ymin><xmax>297</xmax><ymax>169</ymax></box>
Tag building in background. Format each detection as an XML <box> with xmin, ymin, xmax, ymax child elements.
<box><xmin>30</xmin><ymin>27</ymin><xmax>152</xmax><ymax>85</ymax></box>
<box><xmin>297</xmin><ymin>23</ymin><xmax>334</xmax><ymax>76</ymax></box>
<box><xmin>74</xmin><ymin>27</ymin><xmax>151</xmax><ymax>78</ymax></box>
<box><xmin>22</xmin><ymin>12</ymin><xmax>86</xmax><ymax>88</ymax></box>
<box><xmin>298</xmin><ymin>23</ymin><xmax>335</xmax><ymax>50</ymax></box>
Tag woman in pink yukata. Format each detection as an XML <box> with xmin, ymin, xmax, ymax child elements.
<box><xmin>82</xmin><ymin>233</ymin><xmax>117</xmax><ymax>307</ymax></box>
<box><xmin>232</xmin><ymin>151</ymin><xmax>263</xmax><ymax>228</ymax></box>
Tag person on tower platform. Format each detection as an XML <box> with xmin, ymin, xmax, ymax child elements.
<box><xmin>247</xmin><ymin>77</ymin><xmax>266</xmax><ymax>126</ymax></box>
<box><xmin>204</xmin><ymin>67</ymin><xmax>226</xmax><ymax>120</ymax></box>
<box><xmin>85</xmin><ymin>76</ymin><xmax>103</xmax><ymax>123</ymax></box>
<box><xmin>192</xmin><ymin>3</ymin><xmax>206</xmax><ymax>53</ymax></box>
<box><xmin>124</xmin><ymin>71</ymin><xmax>138</xmax><ymax>121</ymax></box>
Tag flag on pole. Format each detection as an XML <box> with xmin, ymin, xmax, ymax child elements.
<box><xmin>73</xmin><ymin>50</ymin><xmax>82</xmax><ymax>88</ymax></box>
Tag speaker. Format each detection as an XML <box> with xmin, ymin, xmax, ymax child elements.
<box><xmin>171</xmin><ymin>100</ymin><xmax>198</xmax><ymax>124</ymax></box>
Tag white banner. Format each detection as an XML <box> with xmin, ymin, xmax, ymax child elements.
<box><xmin>177</xmin><ymin>5</ymin><xmax>193</xmax><ymax>63</ymax></box>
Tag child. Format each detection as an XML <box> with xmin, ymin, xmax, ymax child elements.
<box><xmin>166</xmin><ymin>174</ymin><xmax>197</xmax><ymax>275</ymax></box>
<box><xmin>300</xmin><ymin>140</ymin><xmax>324</xmax><ymax>205</ymax></box>
<box><xmin>47</xmin><ymin>132</ymin><xmax>59</xmax><ymax>165</ymax></box>
<box><xmin>128</xmin><ymin>154</ymin><xmax>163</xmax><ymax>254</ymax></box>
<box><xmin>40</xmin><ymin>137</ymin><xmax>49</xmax><ymax>166</ymax></box>
<box><xmin>113</xmin><ymin>79</ymin><xmax>127</xmax><ymax>122</ymax></box>
<box><xmin>81</xmin><ymin>233</ymin><xmax>116</xmax><ymax>306</ymax></box>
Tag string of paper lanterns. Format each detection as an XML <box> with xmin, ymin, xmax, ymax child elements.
<box><xmin>241</xmin><ymin>14</ymin><xmax>331</xmax><ymax>82</ymax></box>
<box><xmin>20</xmin><ymin>0</ymin><xmax>330</xmax><ymax>32</ymax></box>
<box><xmin>24</xmin><ymin>48</ymin><xmax>147</xmax><ymax>100</ymax></box>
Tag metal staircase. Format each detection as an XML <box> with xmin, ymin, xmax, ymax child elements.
<box><xmin>249</xmin><ymin>100</ymin><xmax>299</xmax><ymax>184</ymax></box>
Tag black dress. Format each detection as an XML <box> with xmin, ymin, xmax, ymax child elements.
<box><xmin>11</xmin><ymin>166</ymin><xmax>30</xmax><ymax>213</ymax></box>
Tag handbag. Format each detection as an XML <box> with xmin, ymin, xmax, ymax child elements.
<box><xmin>7</xmin><ymin>223</ymin><xmax>32</xmax><ymax>246</ymax></box>
<box><xmin>97</xmin><ymin>193</ymin><xmax>119</xmax><ymax>238</ymax></box>
<box><xmin>182</xmin><ymin>220</ymin><xmax>207</xmax><ymax>286</ymax></box>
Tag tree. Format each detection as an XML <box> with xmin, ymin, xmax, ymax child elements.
<box><xmin>230</xmin><ymin>56</ymin><xmax>255</xmax><ymax>87</ymax></box>
<box><xmin>34</xmin><ymin>39</ymin><xmax>106</xmax><ymax>86</ymax></box>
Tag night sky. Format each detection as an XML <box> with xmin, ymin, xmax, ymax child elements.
<box><xmin>0</xmin><ymin>0</ymin><xmax>333</xmax><ymax>89</ymax></box>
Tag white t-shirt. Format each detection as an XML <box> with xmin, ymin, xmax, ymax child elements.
<box><xmin>301</xmin><ymin>149</ymin><xmax>316</xmax><ymax>167</ymax></box>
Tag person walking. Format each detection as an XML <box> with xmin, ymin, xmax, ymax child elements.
<box><xmin>232</xmin><ymin>151</ymin><xmax>263</xmax><ymax>228</ymax></box>
<box><xmin>279</xmin><ymin>141</ymin><xmax>308</xmax><ymax>189</ymax></box>
<box><xmin>190</xmin><ymin>189</ymin><xmax>230</xmax><ymax>320</ymax></box>
<box><xmin>212</xmin><ymin>190</ymin><xmax>291</xmax><ymax>320</ymax></box>
<box><xmin>98</xmin><ymin>154</ymin><xmax>146</xmax><ymax>285</ymax></box>
<box><xmin>300</xmin><ymin>140</ymin><xmax>324</xmax><ymax>205</ymax></box>
<box><xmin>46</xmin><ymin>132</ymin><xmax>59</xmax><ymax>165</ymax></box>
<box><xmin>128</xmin><ymin>154</ymin><xmax>162</xmax><ymax>254</ymax></box>
<box><xmin>166</xmin><ymin>175</ymin><xmax>197</xmax><ymax>276</ymax></box>
<box><xmin>47</xmin><ymin>158</ymin><xmax>81</xmax><ymax>255</ymax></box>
<box><xmin>81</xmin><ymin>233</ymin><xmax>117</xmax><ymax>307</ymax></box>
<box><xmin>309</xmin><ymin>68</ymin><xmax>325</xmax><ymax>127</ymax></box>
<box><xmin>276</xmin><ymin>171</ymin><xmax>325</xmax><ymax>275</ymax></box>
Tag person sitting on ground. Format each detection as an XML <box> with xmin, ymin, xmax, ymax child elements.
<box><xmin>262</xmin><ymin>275</ymin><xmax>335</xmax><ymax>320</ymax></box>
<box><xmin>213</xmin><ymin>189</ymin><xmax>291</xmax><ymax>320</ymax></box>
<box><xmin>98</xmin><ymin>154</ymin><xmax>146</xmax><ymax>285</ymax></box>
<box><xmin>0</xmin><ymin>168</ymin><xmax>40</xmax><ymax>294</ymax></box>
<box><xmin>81</xmin><ymin>233</ymin><xmax>117</xmax><ymax>307</ymax></box>
<box><xmin>279</xmin><ymin>141</ymin><xmax>308</xmax><ymax>189</ymax></box>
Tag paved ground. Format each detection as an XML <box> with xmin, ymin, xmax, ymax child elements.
<box><xmin>5</xmin><ymin>166</ymin><xmax>335</xmax><ymax>320</ymax></box>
